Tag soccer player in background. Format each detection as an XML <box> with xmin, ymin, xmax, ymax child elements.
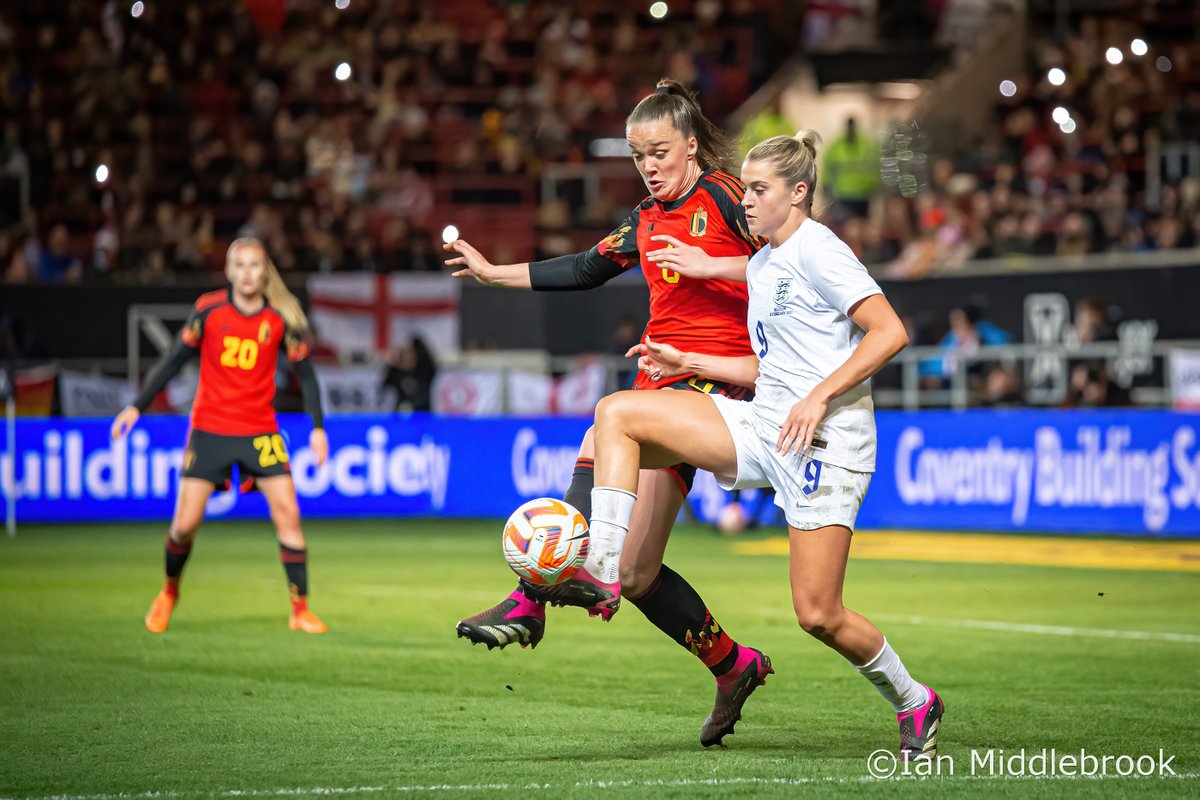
<box><xmin>111</xmin><ymin>238</ymin><xmax>330</xmax><ymax>635</ymax></box>
<box><xmin>593</xmin><ymin>132</ymin><xmax>945</xmax><ymax>760</ymax></box>
<box><xmin>448</xmin><ymin>79</ymin><xmax>773</xmax><ymax>746</ymax></box>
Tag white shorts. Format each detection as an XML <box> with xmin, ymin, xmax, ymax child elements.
<box><xmin>708</xmin><ymin>393</ymin><xmax>872</xmax><ymax>531</ymax></box>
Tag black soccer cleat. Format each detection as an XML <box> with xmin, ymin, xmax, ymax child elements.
<box><xmin>455</xmin><ymin>589</ymin><xmax>546</xmax><ymax>650</ymax></box>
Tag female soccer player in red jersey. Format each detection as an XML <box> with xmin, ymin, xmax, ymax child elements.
<box><xmin>111</xmin><ymin>238</ymin><xmax>329</xmax><ymax>635</ymax></box>
<box><xmin>449</xmin><ymin>79</ymin><xmax>773</xmax><ymax>747</ymax></box>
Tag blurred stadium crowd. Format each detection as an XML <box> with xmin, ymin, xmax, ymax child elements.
<box><xmin>0</xmin><ymin>0</ymin><xmax>768</xmax><ymax>283</ymax></box>
<box><xmin>851</xmin><ymin>15</ymin><xmax>1200</xmax><ymax>277</ymax></box>
<box><xmin>0</xmin><ymin>0</ymin><xmax>1196</xmax><ymax>286</ymax></box>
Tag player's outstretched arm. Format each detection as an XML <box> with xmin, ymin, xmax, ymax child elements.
<box><xmin>444</xmin><ymin>239</ymin><xmax>533</xmax><ymax>289</ymax></box>
<box><xmin>113</xmin><ymin>338</ymin><xmax>198</xmax><ymax>438</ymax></box>
<box><xmin>627</xmin><ymin>335</ymin><xmax>760</xmax><ymax>388</ymax></box>
<box><xmin>646</xmin><ymin>235</ymin><xmax>749</xmax><ymax>281</ymax></box>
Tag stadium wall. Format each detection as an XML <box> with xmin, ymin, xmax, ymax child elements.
<box><xmin>4</xmin><ymin>410</ymin><xmax>1200</xmax><ymax>537</ymax></box>
<box><xmin>3</xmin><ymin>263</ymin><xmax>1200</xmax><ymax>359</ymax></box>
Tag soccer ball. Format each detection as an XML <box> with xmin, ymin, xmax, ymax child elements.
<box><xmin>502</xmin><ymin>498</ymin><xmax>589</xmax><ymax>585</ymax></box>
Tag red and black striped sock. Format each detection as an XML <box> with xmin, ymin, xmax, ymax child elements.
<box><xmin>628</xmin><ymin>564</ymin><xmax>740</xmax><ymax>677</ymax></box>
<box><xmin>163</xmin><ymin>534</ymin><xmax>192</xmax><ymax>598</ymax></box>
<box><xmin>279</xmin><ymin>543</ymin><xmax>309</xmax><ymax>613</ymax></box>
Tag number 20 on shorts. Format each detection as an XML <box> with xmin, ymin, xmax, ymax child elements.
<box><xmin>253</xmin><ymin>434</ymin><xmax>289</xmax><ymax>468</ymax></box>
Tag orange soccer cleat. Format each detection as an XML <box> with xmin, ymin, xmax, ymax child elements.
<box><xmin>145</xmin><ymin>590</ymin><xmax>177</xmax><ymax>633</ymax></box>
<box><xmin>288</xmin><ymin>608</ymin><xmax>328</xmax><ymax>634</ymax></box>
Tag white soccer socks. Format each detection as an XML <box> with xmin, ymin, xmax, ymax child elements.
<box><xmin>854</xmin><ymin>638</ymin><xmax>928</xmax><ymax>713</ymax></box>
<box><xmin>583</xmin><ymin>487</ymin><xmax>637</xmax><ymax>584</ymax></box>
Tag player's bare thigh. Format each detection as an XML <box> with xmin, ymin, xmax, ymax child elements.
<box><xmin>171</xmin><ymin>477</ymin><xmax>214</xmax><ymax>542</ymax></box>
<box><xmin>595</xmin><ymin>389</ymin><xmax>739</xmax><ymax>480</ymax></box>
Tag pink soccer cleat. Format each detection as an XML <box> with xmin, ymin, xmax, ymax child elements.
<box><xmin>897</xmin><ymin>685</ymin><xmax>945</xmax><ymax>761</ymax></box>
<box><xmin>532</xmin><ymin>567</ymin><xmax>621</xmax><ymax>621</ymax></box>
<box><xmin>700</xmin><ymin>646</ymin><xmax>774</xmax><ymax>747</ymax></box>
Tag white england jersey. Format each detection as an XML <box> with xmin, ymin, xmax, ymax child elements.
<box><xmin>746</xmin><ymin>218</ymin><xmax>883</xmax><ymax>472</ymax></box>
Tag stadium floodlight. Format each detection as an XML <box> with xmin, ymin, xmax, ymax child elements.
<box><xmin>1131</xmin><ymin>38</ymin><xmax>1148</xmax><ymax>57</ymax></box>
<box><xmin>1156</xmin><ymin>56</ymin><xmax>1172</xmax><ymax>72</ymax></box>
<box><xmin>1059</xmin><ymin>118</ymin><xmax>1077</xmax><ymax>134</ymax></box>
<box><xmin>998</xmin><ymin>80</ymin><xmax>1017</xmax><ymax>97</ymax></box>
<box><xmin>335</xmin><ymin>62</ymin><xmax>352</xmax><ymax>81</ymax></box>
<box><xmin>442</xmin><ymin>225</ymin><xmax>460</xmax><ymax>244</ymax></box>
<box><xmin>130</xmin><ymin>1</ymin><xmax>144</xmax><ymax>18</ymax></box>
<box><xmin>1105</xmin><ymin>47</ymin><xmax>1123</xmax><ymax>65</ymax></box>
<box><xmin>1052</xmin><ymin>106</ymin><xmax>1070</xmax><ymax>124</ymax></box>
<box><xmin>335</xmin><ymin>0</ymin><xmax>350</xmax><ymax>9</ymax></box>
<box><xmin>95</xmin><ymin>164</ymin><xmax>109</xmax><ymax>184</ymax></box>
<box><xmin>1047</xmin><ymin>67</ymin><xmax>1066</xmax><ymax>86</ymax></box>
<box><xmin>649</xmin><ymin>2</ymin><xmax>669</xmax><ymax>20</ymax></box>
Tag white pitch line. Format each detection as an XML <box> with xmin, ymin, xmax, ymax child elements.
<box><xmin>876</xmin><ymin>614</ymin><xmax>1200</xmax><ymax>644</ymax></box>
<box><xmin>8</xmin><ymin>773</ymin><xmax>1200</xmax><ymax>800</ymax></box>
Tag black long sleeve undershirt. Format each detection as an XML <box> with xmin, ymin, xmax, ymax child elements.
<box><xmin>293</xmin><ymin>358</ymin><xmax>324</xmax><ymax>430</ymax></box>
<box><xmin>528</xmin><ymin>247</ymin><xmax>629</xmax><ymax>291</ymax></box>
<box><xmin>132</xmin><ymin>340</ymin><xmax>195</xmax><ymax>412</ymax></box>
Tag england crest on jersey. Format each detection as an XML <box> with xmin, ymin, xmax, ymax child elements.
<box><xmin>772</xmin><ymin>278</ymin><xmax>792</xmax><ymax>314</ymax></box>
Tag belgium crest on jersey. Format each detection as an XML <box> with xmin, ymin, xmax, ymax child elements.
<box><xmin>689</xmin><ymin>208</ymin><xmax>708</xmax><ymax>237</ymax></box>
<box><xmin>258</xmin><ymin>321</ymin><xmax>271</xmax><ymax>343</ymax></box>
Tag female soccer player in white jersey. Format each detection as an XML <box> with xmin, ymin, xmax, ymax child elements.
<box><xmin>590</xmin><ymin>132</ymin><xmax>944</xmax><ymax>760</ymax></box>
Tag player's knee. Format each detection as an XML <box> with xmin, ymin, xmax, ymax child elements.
<box><xmin>272</xmin><ymin>502</ymin><xmax>301</xmax><ymax>533</ymax></box>
<box><xmin>595</xmin><ymin>391</ymin><xmax>637</xmax><ymax>433</ymax></box>
<box><xmin>794</xmin><ymin>603</ymin><xmax>844</xmax><ymax>640</ymax></box>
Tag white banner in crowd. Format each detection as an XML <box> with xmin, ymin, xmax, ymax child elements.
<box><xmin>555</xmin><ymin>360</ymin><xmax>606</xmax><ymax>416</ymax></box>
<box><xmin>316</xmin><ymin>365</ymin><xmax>398</xmax><ymax>413</ymax></box>
<box><xmin>1170</xmin><ymin>349</ymin><xmax>1200</xmax><ymax>410</ymax></box>
<box><xmin>307</xmin><ymin>274</ymin><xmax>460</xmax><ymax>358</ymax></box>
<box><xmin>506</xmin><ymin>370</ymin><xmax>555</xmax><ymax>416</ymax></box>
<box><xmin>505</xmin><ymin>362</ymin><xmax>607</xmax><ymax>416</ymax></box>
<box><xmin>433</xmin><ymin>369</ymin><xmax>504</xmax><ymax>416</ymax></box>
<box><xmin>59</xmin><ymin>371</ymin><xmax>136</xmax><ymax>417</ymax></box>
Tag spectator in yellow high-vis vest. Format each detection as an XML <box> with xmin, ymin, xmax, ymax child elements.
<box><xmin>823</xmin><ymin>117</ymin><xmax>878</xmax><ymax>218</ymax></box>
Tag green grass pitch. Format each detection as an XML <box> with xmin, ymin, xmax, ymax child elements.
<box><xmin>1</xmin><ymin>521</ymin><xmax>1198</xmax><ymax>799</ymax></box>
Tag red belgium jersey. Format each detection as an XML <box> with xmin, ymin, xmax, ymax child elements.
<box><xmin>596</xmin><ymin>170</ymin><xmax>765</xmax><ymax>389</ymax></box>
<box><xmin>180</xmin><ymin>289</ymin><xmax>311</xmax><ymax>435</ymax></box>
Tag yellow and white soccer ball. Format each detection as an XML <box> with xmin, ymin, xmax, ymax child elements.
<box><xmin>502</xmin><ymin>498</ymin><xmax>590</xmax><ymax>585</ymax></box>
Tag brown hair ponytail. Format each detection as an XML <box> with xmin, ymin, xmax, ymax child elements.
<box><xmin>626</xmin><ymin>78</ymin><xmax>736</xmax><ymax>173</ymax></box>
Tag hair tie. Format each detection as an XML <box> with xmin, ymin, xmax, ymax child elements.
<box><xmin>655</xmin><ymin>86</ymin><xmax>671</xmax><ymax>95</ymax></box>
